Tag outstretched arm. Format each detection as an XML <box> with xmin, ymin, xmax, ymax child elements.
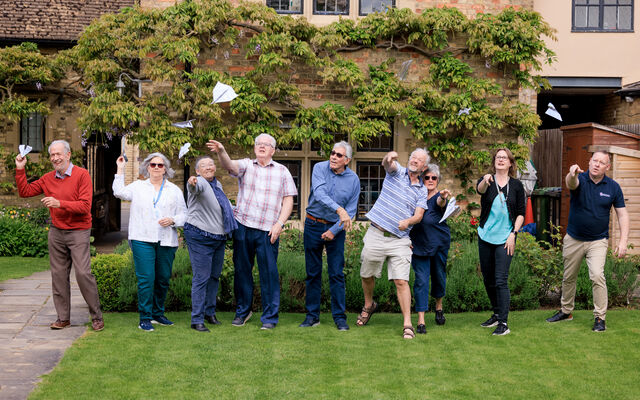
<box><xmin>207</xmin><ymin>140</ymin><xmax>239</xmax><ymax>176</ymax></box>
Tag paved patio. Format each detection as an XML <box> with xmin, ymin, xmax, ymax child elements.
<box><xmin>0</xmin><ymin>270</ymin><xmax>91</xmax><ymax>400</ymax></box>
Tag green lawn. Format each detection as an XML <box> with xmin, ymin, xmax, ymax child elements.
<box><xmin>30</xmin><ymin>309</ymin><xmax>640</xmax><ymax>399</ymax></box>
<box><xmin>0</xmin><ymin>256</ymin><xmax>49</xmax><ymax>282</ymax></box>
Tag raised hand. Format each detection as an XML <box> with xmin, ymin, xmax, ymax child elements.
<box><xmin>569</xmin><ymin>164</ymin><xmax>584</xmax><ymax>177</ymax></box>
<box><xmin>15</xmin><ymin>155</ymin><xmax>27</xmax><ymax>170</ymax></box>
<box><xmin>206</xmin><ymin>140</ymin><xmax>225</xmax><ymax>154</ymax></box>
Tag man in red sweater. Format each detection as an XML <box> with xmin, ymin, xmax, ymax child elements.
<box><xmin>15</xmin><ymin>140</ymin><xmax>104</xmax><ymax>331</ymax></box>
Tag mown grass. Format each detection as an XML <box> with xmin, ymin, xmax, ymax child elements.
<box><xmin>0</xmin><ymin>256</ymin><xmax>49</xmax><ymax>282</ymax></box>
<box><xmin>30</xmin><ymin>309</ymin><xmax>640</xmax><ymax>399</ymax></box>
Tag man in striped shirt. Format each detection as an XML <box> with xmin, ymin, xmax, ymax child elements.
<box><xmin>357</xmin><ymin>149</ymin><xmax>429</xmax><ymax>339</ymax></box>
<box><xmin>207</xmin><ymin>134</ymin><xmax>297</xmax><ymax>330</ymax></box>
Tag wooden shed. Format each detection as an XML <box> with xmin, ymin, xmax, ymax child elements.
<box><xmin>560</xmin><ymin>124</ymin><xmax>640</xmax><ymax>255</ymax></box>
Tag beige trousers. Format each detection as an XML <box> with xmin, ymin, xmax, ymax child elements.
<box><xmin>48</xmin><ymin>227</ymin><xmax>103</xmax><ymax>321</ymax></box>
<box><xmin>560</xmin><ymin>234</ymin><xmax>608</xmax><ymax>319</ymax></box>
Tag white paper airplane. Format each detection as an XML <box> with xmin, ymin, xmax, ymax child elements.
<box><xmin>397</xmin><ymin>60</ymin><xmax>413</xmax><ymax>81</ymax></box>
<box><xmin>211</xmin><ymin>82</ymin><xmax>238</xmax><ymax>104</ymax></box>
<box><xmin>545</xmin><ymin>102</ymin><xmax>562</xmax><ymax>121</ymax></box>
<box><xmin>458</xmin><ymin>107</ymin><xmax>471</xmax><ymax>116</ymax></box>
<box><xmin>439</xmin><ymin>197</ymin><xmax>461</xmax><ymax>223</ymax></box>
<box><xmin>18</xmin><ymin>144</ymin><xmax>33</xmax><ymax>158</ymax></box>
<box><xmin>172</xmin><ymin>119</ymin><xmax>195</xmax><ymax>129</ymax></box>
<box><xmin>178</xmin><ymin>143</ymin><xmax>191</xmax><ymax>159</ymax></box>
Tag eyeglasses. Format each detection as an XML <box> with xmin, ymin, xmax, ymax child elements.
<box><xmin>425</xmin><ymin>176</ymin><xmax>438</xmax><ymax>181</ymax></box>
<box><xmin>255</xmin><ymin>142</ymin><xmax>273</xmax><ymax>148</ymax></box>
<box><xmin>591</xmin><ymin>159</ymin><xmax>609</xmax><ymax>166</ymax></box>
<box><xmin>330</xmin><ymin>150</ymin><xmax>346</xmax><ymax>159</ymax></box>
<box><xmin>149</xmin><ymin>163</ymin><xmax>165</xmax><ymax>169</ymax></box>
<box><xmin>495</xmin><ymin>156</ymin><xmax>509</xmax><ymax>161</ymax></box>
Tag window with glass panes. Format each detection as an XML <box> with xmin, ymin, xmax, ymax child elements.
<box><xmin>356</xmin><ymin>161</ymin><xmax>385</xmax><ymax>220</ymax></box>
<box><xmin>357</xmin><ymin>117</ymin><xmax>393</xmax><ymax>151</ymax></box>
<box><xmin>572</xmin><ymin>0</ymin><xmax>633</xmax><ymax>31</ymax></box>
<box><xmin>267</xmin><ymin>0</ymin><xmax>302</xmax><ymax>14</ymax></box>
<box><xmin>314</xmin><ymin>0</ymin><xmax>349</xmax><ymax>14</ymax></box>
<box><xmin>20</xmin><ymin>112</ymin><xmax>45</xmax><ymax>152</ymax></box>
<box><xmin>359</xmin><ymin>0</ymin><xmax>394</xmax><ymax>15</ymax></box>
<box><xmin>277</xmin><ymin>114</ymin><xmax>302</xmax><ymax>151</ymax></box>
<box><xmin>274</xmin><ymin>159</ymin><xmax>301</xmax><ymax>220</ymax></box>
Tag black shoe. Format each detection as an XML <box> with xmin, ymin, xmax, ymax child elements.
<box><xmin>481</xmin><ymin>314</ymin><xmax>499</xmax><ymax>328</ymax></box>
<box><xmin>191</xmin><ymin>323</ymin><xmax>210</xmax><ymax>332</ymax></box>
<box><xmin>231</xmin><ymin>311</ymin><xmax>253</xmax><ymax>327</ymax></box>
<box><xmin>435</xmin><ymin>310</ymin><xmax>446</xmax><ymax>326</ymax></box>
<box><xmin>336</xmin><ymin>320</ymin><xmax>349</xmax><ymax>331</ymax></box>
<box><xmin>492</xmin><ymin>322</ymin><xmax>510</xmax><ymax>336</ymax></box>
<box><xmin>261</xmin><ymin>323</ymin><xmax>276</xmax><ymax>330</ymax></box>
<box><xmin>416</xmin><ymin>324</ymin><xmax>427</xmax><ymax>334</ymax></box>
<box><xmin>205</xmin><ymin>315</ymin><xmax>221</xmax><ymax>325</ymax></box>
<box><xmin>299</xmin><ymin>317</ymin><xmax>320</xmax><ymax>328</ymax></box>
<box><xmin>592</xmin><ymin>317</ymin><xmax>606</xmax><ymax>332</ymax></box>
<box><xmin>546</xmin><ymin>311</ymin><xmax>573</xmax><ymax>323</ymax></box>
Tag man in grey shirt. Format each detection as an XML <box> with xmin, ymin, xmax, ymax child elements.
<box><xmin>184</xmin><ymin>156</ymin><xmax>237</xmax><ymax>332</ymax></box>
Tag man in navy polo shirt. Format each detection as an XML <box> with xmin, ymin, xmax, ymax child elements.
<box><xmin>546</xmin><ymin>150</ymin><xmax>629</xmax><ymax>332</ymax></box>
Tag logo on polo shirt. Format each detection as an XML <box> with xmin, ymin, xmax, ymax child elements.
<box><xmin>599</xmin><ymin>192</ymin><xmax>610</xmax><ymax>198</ymax></box>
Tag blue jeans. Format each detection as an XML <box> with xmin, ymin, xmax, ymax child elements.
<box><xmin>478</xmin><ymin>236</ymin><xmax>513</xmax><ymax>323</ymax></box>
<box><xmin>411</xmin><ymin>248</ymin><xmax>448</xmax><ymax>312</ymax></box>
<box><xmin>303</xmin><ymin>218</ymin><xmax>347</xmax><ymax>323</ymax></box>
<box><xmin>233</xmin><ymin>223</ymin><xmax>280</xmax><ymax>324</ymax></box>
<box><xmin>184</xmin><ymin>228</ymin><xmax>226</xmax><ymax>324</ymax></box>
<box><xmin>130</xmin><ymin>240</ymin><xmax>177</xmax><ymax>321</ymax></box>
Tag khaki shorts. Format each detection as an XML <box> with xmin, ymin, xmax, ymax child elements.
<box><xmin>360</xmin><ymin>226</ymin><xmax>412</xmax><ymax>281</ymax></box>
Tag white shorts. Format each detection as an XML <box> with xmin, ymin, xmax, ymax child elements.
<box><xmin>360</xmin><ymin>226</ymin><xmax>412</xmax><ymax>281</ymax></box>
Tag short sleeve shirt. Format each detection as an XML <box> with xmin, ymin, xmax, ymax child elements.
<box><xmin>567</xmin><ymin>172</ymin><xmax>625</xmax><ymax>241</ymax></box>
<box><xmin>410</xmin><ymin>193</ymin><xmax>451</xmax><ymax>256</ymax></box>
<box><xmin>232</xmin><ymin>158</ymin><xmax>298</xmax><ymax>232</ymax></box>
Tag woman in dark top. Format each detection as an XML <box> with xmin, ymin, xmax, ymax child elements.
<box><xmin>476</xmin><ymin>148</ymin><xmax>525</xmax><ymax>336</ymax></box>
<box><xmin>409</xmin><ymin>164</ymin><xmax>452</xmax><ymax>335</ymax></box>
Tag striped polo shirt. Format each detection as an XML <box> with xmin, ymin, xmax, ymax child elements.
<box><xmin>365</xmin><ymin>162</ymin><xmax>428</xmax><ymax>238</ymax></box>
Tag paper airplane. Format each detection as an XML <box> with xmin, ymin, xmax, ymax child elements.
<box><xmin>178</xmin><ymin>143</ymin><xmax>191</xmax><ymax>159</ymax></box>
<box><xmin>457</xmin><ymin>107</ymin><xmax>471</xmax><ymax>116</ymax></box>
<box><xmin>397</xmin><ymin>60</ymin><xmax>413</xmax><ymax>81</ymax></box>
<box><xmin>545</xmin><ymin>103</ymin><xmax>562</xmax><ymax>121</ymax></box>
<box><xmin>18</xmin><ymin>144</ymin><xmax>32</xmax><ymax>158</ymax></box>
<box><xmin>439</xmin><ymin>197</ymin><xmax>461</xmax><ymax>223</ymax></box>
<box><xmin>211</xmin><ymin>82</ymin><xmax>238</xmax><ymax>104</ymax></box>
<box><xmin>172</xmin><ymin>119</ymin><xmax>195</xmax><ymax>129</ymax></box>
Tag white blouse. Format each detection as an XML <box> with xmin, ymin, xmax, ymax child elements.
<box><xmin>112</xmin><ymin>175</ymin><xmax>187</xmax><ymax>247</ymax></box>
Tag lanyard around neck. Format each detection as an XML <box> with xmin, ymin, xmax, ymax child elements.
<box><xmin>153</xmin><ymin>178</ymin><xmax>166</xmax><ymax>208</ymax></box>
<box><xmin>495</xmin><ymin>175</ymin><xmax>509</xmax><ymax>203</ymax></box>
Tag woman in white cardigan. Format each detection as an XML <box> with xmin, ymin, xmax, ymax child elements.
<box><xmin>113</xmin><ymin>152</ymin><xmax>187</xmax><ymax>332</ymax></box>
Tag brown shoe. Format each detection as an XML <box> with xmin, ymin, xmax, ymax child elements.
<box><xmin>50</xmin><ymin>319</ymin><xmax>70</xmax><ymax>329</ymax></box>
<box><xmin>92</xmin><ymin>318</ymin><xmax>104</xmax><ymax>331</ymax></box>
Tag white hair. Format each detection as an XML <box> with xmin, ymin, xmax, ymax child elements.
<box><xmin>195</xmin><ymin>155</ymin><xmax>215</xmax><ymax>171</ymax></box>
<box><xmin>410</xmin><ymin>148</ymin><xmax>430</xmax><ymax>164</ymax></box>
<box><xmin>139</xmin><ymin>152</ymin><xmax>175</xmax><ymax>179</ymax></box>
<box><xmin>333</xmin><ymin>141</ymin><xmax>353</xmax><ymax>159</ymax></box>
<box><xmin>424</xmin><ymin>163</ymin><xmax>441</xmax><ymax>181</ymax></box>
<box><xmin>255</xmin><ymin>133</ymin><xmax>276</xmax><ymax>148</ymax></box>
<box><xmin>48</xmin><ymin>140</ymin><xmax>71</xmax><ymax>154</ymax></box>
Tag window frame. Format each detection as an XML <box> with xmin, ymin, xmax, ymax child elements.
<box><xmin>571</xmin><ymin>0</ymin><xmax>634</xmax><ymax>32</ymax></box>
<box><xmin>20</xmin><ymin>112</ymin><xmax>46</xmax><ymax>153</ymax></box>
<box><xmin>313</xmin><ymin>0</ymin><xmax>349</xmax><ymax>15</ymax></box>
<box><xmin>358</xmin><ymin>0</ymin><xmax>395</xmax><ymax>16</ymax></box>
<box><xmin>355</xmin><ymin>161</ymin><xmax>386</xmax><ymax>221</ymax></box>
<box><xmin>273</xmin><ymin>159</ymin><xmax>302</xmax><ymax>220</ymax></box>
<box><xmin>267</xmin><ymin>0</ymin><xmax>303</xmax><ymax>14</ymax></box>
<box><xmin>357</xmin><ymin>117</ymin><xmax>394</xmax><ymax>152</ymax></box>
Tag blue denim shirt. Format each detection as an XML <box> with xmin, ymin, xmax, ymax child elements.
<box><xmin>305</xmin><ymin>161</ymin><xmax>360</xmax><ymax>235</ymax></box>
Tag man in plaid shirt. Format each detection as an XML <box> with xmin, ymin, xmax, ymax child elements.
<box><xmin>207</xmin><ymin>134</ymin><xmax>297</xmax><ymax>330</ymax></box>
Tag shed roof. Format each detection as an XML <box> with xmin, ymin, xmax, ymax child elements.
<box><xmin>615</xmin><ymin>81</ymin><xmax>640</xmax><ymax>96</ymax></box>
<box><xmin>0</xmin><ymin>1</ymin><xmax>136</xmax><ymax>42</ymax></box>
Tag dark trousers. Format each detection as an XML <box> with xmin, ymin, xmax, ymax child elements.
<box><xmin>130</xmin><ymin>240</ymin><xmax>177</xmax><ymax>321</ymax></box>
<box><xmin>184</xmin><ymin>228</ymin><xmax>226</xmax><ymax>324</ymax></box>
<box><xmin>478</xmin><ymin>237</ymin><xmax>513</xmax><ymax>323</ymax></box>
<box><xmin>233</xmin><ymin>223</ymin><xmax>280</xmax><ymax>325</ymax></box>
<box><xmin>48</xmin><ymin>227</ymin><xmax>102</xmax><ymax>321</ymax></box>
<box><xmin>411</xmin><ymin>248</ymin><xmax>448</xmax><ymax>313</ymax></box>
<box><xmin>303</xmin><ymin>218</ymin><xmax>347</xmax><ymax>323</ymax></box>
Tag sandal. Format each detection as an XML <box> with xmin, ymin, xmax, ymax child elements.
<box><xmin>356</xmin><ymin>301</ymin><xmax>378</xmax><ymax>326</ymax></box>
<box><xmin>403</xmin><ymin>326</ymin><xmax>415</xmax><ymax>339</ymax></box>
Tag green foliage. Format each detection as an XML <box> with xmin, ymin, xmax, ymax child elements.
<box><xmin>278</xmin><ymin>226</ymin><xmax>304</xmax><ymax>252</ymax></box>
<box><xmin>92</xmin><ymin>254</ymin><xmax>129</xmax><ymax>311</ymax></box>
<box><xmin>447</xmin><ymin>210</ymin><xmax>478</xmax><ymax>242</ymax></box>
<box><xmin>1</xmin><ymin>143</ymin><xmax>84</xmax><ymax>180</ymax></box>
<box><xmin>0</xmin><ymin>206</ymin><xmax>49</xmax><ymax>257</ymax></box>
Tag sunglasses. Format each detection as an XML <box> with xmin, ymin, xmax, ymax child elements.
<box><xmin>424</xmin><ymin>176</ymin><xmax>438</xmax><ymax>181</ymax></box>
<box><xmin>150</xmin><ymin>163</ymin><xmax>165</xmax><ymax>169</ymax></box>
<box><xmin>330</xmin><ymin>150</ymin><xmax>346</xmax><ymax>159</ymax></box>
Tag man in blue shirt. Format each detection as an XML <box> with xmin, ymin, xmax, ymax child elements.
<box><xmin>357</xmin><ymin>149</ymin><xmax>429</xmax><ymax>339</ymax></box>
<box><xmin>546</xmin><ymin>150</ymin><xmax>629</xmax><ymax>332</ymax></box>
<box><xmin>300</xmin><ymin>141</ymin><xmax>359</xmax><ymax>331</ymax></box>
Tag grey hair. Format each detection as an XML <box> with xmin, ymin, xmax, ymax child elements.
<box><xmin>48</xmin><ymin>140</ymin><xmax>71</xmax><ymax>154</ymax></box>
<box><xmin>410</xmin><ymin>148</ymin><xmax>430</xmax><ymax>164</ymax></box>
<box><xmin>255</xmin><ymin>133</ymin><xmax>276</xmax><ymax>148</ymax></box>
<box><xmin>139</xmin><ymin>152</ymin><xmax>175</xmax><ymax>179</ymax></box>
<box><xmin>195</xmin><ymin>155</ymin><xmax>215</xmax><ymax>171</ymax></box>
<box><xmin>424</xmin><ymin>163</ymin><xmax>441</xmax><ymax>181</ymax></box>
<box><xmin>333</xmin><ymin>141</ymin><xmax>352</xmax><ymax>159</ymax></box>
